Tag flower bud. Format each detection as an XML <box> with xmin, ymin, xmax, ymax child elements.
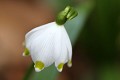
<box><xmin>56</xmin><ymin>6</ymin><xmax>78</xmax><ymax>25</ymax></box>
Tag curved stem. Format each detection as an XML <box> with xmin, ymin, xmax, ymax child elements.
<box><xmin>23</xmin><ymin>63</ymin><xmax>34</xmax><ymax>80</ymax></box>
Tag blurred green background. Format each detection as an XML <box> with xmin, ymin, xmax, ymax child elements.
<box><xmin>0</xmin><ymin>0</ymin><xmax>119</xmax><ymax>80</ymax></box>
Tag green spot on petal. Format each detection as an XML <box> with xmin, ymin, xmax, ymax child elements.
<box><xmin>23</xmin><ymin>48</ymin><xmax>30</xmax><ymax>56</ymax></box>
<box><xmin>35</xmin><ymin>61</ymin><xmax>45</xmax><ymax>70</ymax></box>
<box><xmin>67</xmin><ymin>60</ymin><xmax>72</xmax><ymax>67</ymax></box>
<box><xmin>57</xmin><ymin>63</ymin><xmax>64</xmax><ymax>72</ymax></box>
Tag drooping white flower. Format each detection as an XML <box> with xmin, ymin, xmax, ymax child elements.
<box><xmin>23</xmin><ymin>6</ymin><xmax>78</xmax><ymax>72</ymax></box>
<box><xmin>23</xmin><ymin>22</ymin><xmax>72</xmax><ymax>72</ymax></box>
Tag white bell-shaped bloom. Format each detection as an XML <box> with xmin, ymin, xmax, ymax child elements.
<box><xmin>23</xmin><ymin>22</ymin><xmax>72</xmax><ymax>72</ymax></box>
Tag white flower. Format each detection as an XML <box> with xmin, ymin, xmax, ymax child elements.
<box><xmin>23</xmin><ymin>22</ymin><xmax>72</xmax><ymax>72</ymax></box>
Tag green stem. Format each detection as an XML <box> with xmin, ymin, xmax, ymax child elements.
<box><xmin>23</xmin><ymin>63</ymin><xmax>34</xmax><ymax>80</ymax></box>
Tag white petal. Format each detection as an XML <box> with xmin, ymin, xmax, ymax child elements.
<box><xmin>22</xmin><ymin>52</ymin><xmax>26</xmax><ymax>56</ymax></box>
<box><xmin>53</xmin><ymin>27</ymin><xmax>62</xmax><ymax>60</ymax></box>
<box><xmin>26</xmin><ymin>22</ymin><xmax>56</xmax><ymax>40</ymax></box>
<box><xmin>35</xmin><ymin>67</ymin><xmax>43</xmax><ymax>72</ymax></box>
<box><xmin>29</xmin><ymin>23</ymin><xmax>59</xmax><ymax>67</ymax></box>
<box><xmin>62</xmin><ymin>27</ymin><xmax>72</xmax><ymax>61</ymax></box>
<box><xmin>25</xmin><ymin>22</ymin><xmax>56</xmax><ymax>49</ymax></box>
<box><xmin>30</xmin><ymin>33</ymin><xmax>54</xmax><ymax>67</ymax></box>
<box><xmin>55</xmin><ymin>27</ymin><xmax>68</xmax><ymax>69</ymax></box>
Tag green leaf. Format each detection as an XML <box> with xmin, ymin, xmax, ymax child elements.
<box><xmin>29</xmin><ymin>64</ymin><xmax>58</xmax><ymax>80</ymax></box>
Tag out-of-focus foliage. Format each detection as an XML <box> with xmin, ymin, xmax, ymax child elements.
<box><xmin>29</xmin><ymin>64</ymin><xmax>58</xmax><ymax>80</ymax></box>
<box><xmin>81</xmin><ymin>0</ymin><xmax>120</xmax><ymax>61</ymax></box>
<box><xmin>79</xmin><ymin>0</ymin><xmax>120</xmax><ymax>80</ymax></box>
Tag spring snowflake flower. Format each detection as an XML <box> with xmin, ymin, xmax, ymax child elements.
<box><xmin>23</xmin><ymin>6</ymin><xmax>78</xmax><ymax>72</ymax></box>
<box><xmin>23</xmin><ymin>22</ymin><xmax>72</xmax><ymax>72</ymax></box>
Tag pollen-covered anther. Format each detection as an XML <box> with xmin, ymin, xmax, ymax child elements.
<box><xmin>23</xmin><ymin>48</ymin><xmax>30</xmax><ymax>56</ymax></box>
<box><xmin>57</xmin><ymin>63</ymin><xmax>64</xmax><ymax>72</ymax></box>
<box><xmin>67</xmin><ymin>60</ymin><xmax>72</xmax><ymax>67</ymax></box>
<box><xmin>34</xmin><ymin>61</ymin><xmax>45</xmax><ymax>72</ymax></box>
